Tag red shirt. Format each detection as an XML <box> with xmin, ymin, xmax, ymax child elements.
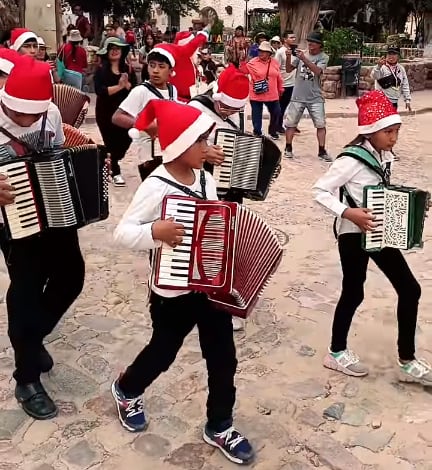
<box><xmin>60</xmin><ymin>43</ymin><xmax>88</xmax><ymax>73</ymax></box>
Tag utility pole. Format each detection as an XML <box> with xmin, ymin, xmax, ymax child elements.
<box><xmin>244</xmin><ymin>0</ymin><xmax>249</xmax><ymax>35</ymax></box>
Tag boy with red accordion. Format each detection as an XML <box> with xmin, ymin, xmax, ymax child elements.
<box><xmin>113</xmin><ymin>99</ymin><xmax>255</xmax><ymax>466</ymax></box>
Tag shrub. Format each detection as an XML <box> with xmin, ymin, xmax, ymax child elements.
<box><xmin>323</xmin><ymin>27</ymin><xmax>363</xmax><ymax>66</ymax></box>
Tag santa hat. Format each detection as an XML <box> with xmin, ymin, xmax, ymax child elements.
<box><xmin>129</xmin><ymin>100</ymin><xmax>214</xmax><ymax>163</ymax></box>
<box><xmin>357</xmin><ymin>90</ymin><xmax>401</xmax><ymax>134</ymax></box>
<box><xmin>0</xmin><ymin>48</ymin><xmax>20</xmax><ymax>75</ymax></box>
<box><xmin>1</xmin><ymin>55</ymin><xmax>52</xmax><ymax>114</ymax></box>
<box><xmin>174</xmin><ymin>31</ymin><xmax>194</xmax><ymax>46</ymax></box>
<box><xmin>10</xmin><ymin>28</ymin><xmax>38</xmax><ymax>52</ymax></box>
<box><xmin>213</xmin><ymin>64</ymin><xmax>249</xmax><ymax>108</ymax></box>
<box><xmin>149</xmin><ymin>43</ymin><xmax>176</xmax><ymax>68</ymax></box>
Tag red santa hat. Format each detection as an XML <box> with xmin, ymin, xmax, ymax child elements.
<box><xmin>10</xmin><ymin>28</ymin><xmax>38</xmax><ymax>52</ymax></box>
<box><xmin>1</xmin><ymin>55</ymin><xmax>53</xmax><ymax>114</ymax></box>
<box><xmin>129</xmin><ymin>100</ymin><xmax>214</xmax><ymax>163</ymax></box>
<box><xmin>213</xmin><ymin>64</ymin><xmax>249</xmax><ymax>108</ymax></box>
<box><xmin>174</xmin><ymin>31</ymin><xmax>195</xmax><ymax>46</ymax></box>
<box><xmin>357</xmin><ymin>90</ymin><xmax>401</xmax><ymax>134</ymax></box>
<box><xmin>0</xmin><ymin>48</ymin><xmax>20</xmax><ymax>75</ymax></box>
<box><xmin>149</xmin><ymin>43</ymin><xmax>176</xmax><ymax>68</ymax></box>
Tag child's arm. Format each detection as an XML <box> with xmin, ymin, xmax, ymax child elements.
<box><xmin>400</xmin><ymin>66</ymin><xmax>412</xmax><ymax>104</ymax></box>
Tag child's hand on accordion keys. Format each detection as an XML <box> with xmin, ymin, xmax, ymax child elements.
<box><xmin>342</xmin><ymin>207</ymin><xmax>376</xmax><ymax>233</ymax></box>
<box><xmin>152</xmin><ymin>218</ymin><xmax>185</xmax><ymax>247</ymax></box>
<box><xmin>0</xmin><ymin>174</ymin><xmax>15</xmax><ymax>206</ymax></box>
<box><xmin>205</xmin><ymin>145</ymin><xmax>225</xmax><ymax>166</ymax></box>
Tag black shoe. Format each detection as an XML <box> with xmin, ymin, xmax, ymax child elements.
<box><xmin>15</xmin><ymin>381</ymin><xmax>58</xmax><ymax>420</ymax></box>
<box><xmin>277</xmin><ymin>127</ymin><xmax>286</xmax><ymax>134</ymax></box>
<box><xmin>39</xmin><ymin>345</ymin><xmax>54</xmax><ymax>373</ymax></box>
<box><xmin>270</xmin><ymin>134</ymin><xmax>280</xmax><ymax>140</ymax></box>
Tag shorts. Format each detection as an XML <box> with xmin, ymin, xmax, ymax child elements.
<box><xmin>284</xmin><ymin>101</ymin><xmax>326</xmax><ymax>129</ymax></box>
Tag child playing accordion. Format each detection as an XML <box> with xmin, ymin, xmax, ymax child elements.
<box><xmin>313</xmin><ymin>90</ymin><xmax>432</xmax><ymax>386</ymax></box>
<box><xmin>113</xmin><ymin>100</ymin><xmax>255</xmax><ymax>465</ymax></box>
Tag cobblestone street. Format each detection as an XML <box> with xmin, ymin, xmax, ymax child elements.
<box><xmin>0</xmin><ymin>102</ymin><xmax>432</xmax><ymax>469</ymax></box>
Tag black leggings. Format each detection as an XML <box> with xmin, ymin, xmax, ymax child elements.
<box><xmin>331</xmin><ymin>233</ymin><xmax>421</xmax><ymax>360</ymax></box>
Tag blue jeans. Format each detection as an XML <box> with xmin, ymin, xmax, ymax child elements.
<box><xmin>250</xmin><ymin>100</ymin><xmax>281</xmax><ymax>136</ymax></box>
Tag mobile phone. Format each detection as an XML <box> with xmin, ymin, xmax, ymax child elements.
<box><xmin>290</xmin><ymin>45</ymin><xmax>298</xmax><ymax>56</ymax></box>
<box><xmin>48</xmin><ymin>52</ymin><xmax>57</xmax><ymax>61</ymax></box>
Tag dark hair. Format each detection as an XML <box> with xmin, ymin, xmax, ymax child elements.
<box><xmin>102</xmin><ymin>44</ymin><xmax>129</xmax><ymax>74</ymax></box>
<box><xmin>235</xmin><ymin>26</ymin><xmax>244</xmax><ymax>31</ymax></box>
<box><xmin>144</xmin><ymin>33</ymin><xmax>155</xmax><ymax>53</ymax></box>
<box><xmin>346</xmin><ymin>134</ymin><xmax>365</xmax><ymax>146</ymax></box>
<box><xmin>283</xmin><ymin>30</ymin><xmax>294</xmax><ymax>38</ymax></box>
<box><xmin>147</xmin><ymin>51</ymin><xmax>172</xmax><ymax>67</ymax></box>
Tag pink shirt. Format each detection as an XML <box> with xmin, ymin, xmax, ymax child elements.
<box><xmin>240</xmin><ymin>57</ymin><xmax>283</xmax><ymax>102</ymax></box>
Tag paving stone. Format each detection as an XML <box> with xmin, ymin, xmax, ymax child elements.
<box><xmin>305</xmin><ymin>433</ymin><xmax>364</xmax><ymax>470</ymax></box>
<box><xmin>323</xmin><ymin>402</ymin><xmax>345</xmax><ymax>420</ymax></box>
<box><xmin>0</xmin><ymin>336</ymin><xmax>10</xmax><ymax>351</ymax></box>
<box><xmin>297</xmin><ymin>345</ymin><xmax>316</xmax><ymax>357</ymax></box>
<box><xmin>145</xmin><ymin>395</ymin><xmax>174</xmax><ymax>415</ymax></box>
<box><xmin>154</xmin><ymin>415</ymin><xmax>190</xmax><ymax>437</ymax></box>
<box><xmin>62</xmin><ymin>419</ymin><xmax>101</xmax><ymax>439</ymax></box>
<box><xmin>398</xmin><ymin>443</ymin><xmax>432</xmax><ymax>463</ymax></box>
<box><xmin>56</xmin><ymin>400</ymin><xmax>78</xmax><ymax>416</ymax></box>
<box><xmin>341</xmin><ymin>407</ymin><xmax>368</xmax><ymax>427</ymax></box>
<box><xmin>48</xmin><ymin>363</ymin><xmax>98</xmax><ymax>396</ymax></box>
<box><xmin>32</xmin><ymin>465</ymin><xmax>55</xmax><ymax>470</ymax></box>
<box><xmin>281</xmin><ymin>461</ymin><xmax>315</xmax><ymax>470</ymax></box>
<box><xmin>62</xmin><ymin>440</ymin><xmax>101</xmax><ymax>468</ymax></box>
<box><xmin>77</xmin><ymin>354</ymin><xmax>112</xmax><ymax>384</ymax></box>
<box><xmin>297</xmin><ymin>409</ymin><xmax>325</xmax><ymax>428</ymax></box>
<box><xmin>403</xmin><ymin>404</ymin><xmax>432</xmax><ymax>424</ymax></box>
<box><xmin>165</xmin><ymin>443</ymin><xmax>214</xmax><ymax>470</ymax></box>
<box><xmin>341</xmin><ymin>382</ymin><xmax>359</xmax><ymax>398</ymax></box>
<box><xmin>77</xmin><ymin>315</ymin><xmax>122</xmax><ymax>332</ymax></box>
<box><xmin>67</xmin><ymin>329</ymin><xmax>98</xmax><ymax>345</ymax></box>
<box><xmin>349</xmin><ymin>429</ymin><xmax>395</xmax><ymax>453</ymax></box>
<box><xmin>0</xmin><ymin>409</ymin><xmax>28</xmax><ymax>439</ymax></box>
<box><xmin>286</xmin><ymin>379</ymin><xmax>330</xmax><ymax>400</ymax></box>
<box><xmin>83</xmin><ymin>392</ymin><xmax>117</xmax><ymax>416</ymax></box>
<box><xmin>23</xmin><ymin>420</ymin><xmax>58</xmax><ymax>445</ymax></box>
<box><xmin>0</xmin><ymin>356</ymin><xmax>13</xmax><ymax>369</ymax></box>
<box><xmin>133</xmin><ymin>433</ymin><xmax>172</xmax><ymax>457</ymax></box>
<box><xmin>94</xmin><ymin>421</ymin><xmax>136</xmax><ymax>453</ymax></box>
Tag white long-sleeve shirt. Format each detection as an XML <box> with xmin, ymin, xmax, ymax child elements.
<box><xmin>114</xmin><ymin>164</ymin><xmax>218</xmax><ymax>297</ymax></box>
<box><xmin>371</xmin><ymin>63</ymin><xmax>411</xmax><ymax>103</ymax></box>
<box><xmin>313</xmin><ymin>140</ymin><xmax>394</xmax><ymax>234</ymax></box>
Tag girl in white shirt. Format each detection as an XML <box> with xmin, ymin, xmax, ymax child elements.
<box><xmin>112</xmin><ymin>100</ymin><xmax>254</xmax><ymax>466</ymax></box>
<box><xmin>313</xmin><ymin>90</ymin><xmax>431</xmax><ymax>386</ymax></box>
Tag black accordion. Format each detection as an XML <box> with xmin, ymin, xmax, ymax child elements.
<box><xmin>213</xmin><ymin>128</ymin><xmax>281</xmax><ymax>201</ymax></box>
<box><xmin>0</xmin><ymin>145</ymin><xmax>109</xmax><ymax>240</ymax></box>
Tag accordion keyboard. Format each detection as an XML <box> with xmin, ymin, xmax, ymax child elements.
<box><xmin>157</xmin><ymin>198</ymin><xmax>196</xmax><ymax>287</ymax></box>
<box><xmin>364</xmin><ymin>187</ymin><xmax>385</xmax><ymax>250</ymax></box>
<box><xmin>214</xmin><ymin>131</ymin><xmax>235</xmax><ymax>189</ymax></box>
<box><xmin>3</xmin><ymin>161</ymin><xmax>41</xmax><ymax>239</ymax></box>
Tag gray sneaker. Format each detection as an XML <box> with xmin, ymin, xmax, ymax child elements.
<box><xmin>284</xmin><ymin>148</ymin><xmax>294</xmax><ymax>158</ymax></box>
<box><xmin>318</xmin><ymin>151</ymin><xmax>332</xmax><ymax>162</ymax></box>
<box><xmin>323</xmin><ymin>349</ymin><xmax>369</xmax><ymax>377</ymax></box>
<box><xmin>398</xmin><ymin>358</ymin><xmax>432</xmax><ymax>386</ymax></box>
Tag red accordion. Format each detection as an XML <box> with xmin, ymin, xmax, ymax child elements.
<box><xmin>152</xmin><ymin>196</ymin><xmax>283</xmax><ymax>318</ymax></box>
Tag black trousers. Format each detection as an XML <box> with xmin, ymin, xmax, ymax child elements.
<box><xmin>331</xmin><ymin>233</ymin><xmax>421</xmax><ymax>360</ymax></box>
<box><xmin>3</xmin><ymin>228</ymin><xmax>85</xmax><ymax>384</ymax></box>
<box><xmin>278</xmin><ymin>86</ymin><xmax>294</xmax><ymax>129</ymax></box>
<box><xmin>119</xmin><ymin>292</ymin><xmax>237</xmax><ymax>430</ymax></box>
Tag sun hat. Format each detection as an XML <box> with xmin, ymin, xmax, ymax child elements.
<box><xmin>69</xmin><ymin>30</ymin><xmax>83</xmax><ymax>43</ymax></box>
<box><xmin>270</xmin><ymin>36</ymin><xmax>281</xmax><ymax>43</ymax></box>
<box><xmin>258</xmin><ymin>41</ymin><xmax>273</xmax><ymax>53</ymax></box>
<box><xmin>97</xmin><ymin>36</ymin><xmax>129</xmax><ymax>55</ymax></box>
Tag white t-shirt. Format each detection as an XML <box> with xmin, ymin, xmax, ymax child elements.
<box><xmin>118</xmin><ymin>83</ymin><xmax>179</xmax><ymax>163</ymax></box>
<box><xmin>114</xmin><ymin>164</ymin><xmax>218</xmax><ymax>298</ymax></box>
<box><xmin>275</xmin><ymin>46</ymin><xmax>296</xmax><ymax>88</ymax></box>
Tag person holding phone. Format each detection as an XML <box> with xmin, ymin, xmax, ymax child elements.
<box><xmin>371</xmin><ymin>46</ymin><xmax>411</xmax><ymax>111</ymax></box>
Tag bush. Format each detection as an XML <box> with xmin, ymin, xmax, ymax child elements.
<box><xmin>323</xmin><ymin>27</ymin><xmax>363</xmax><ymax>66</ymax></box>
<box><xmin>249</xmin><ymin>14</ymin><xmax>280</xmax><ymax>41</ymax></box>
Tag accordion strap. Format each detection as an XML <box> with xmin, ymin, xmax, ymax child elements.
<box><xmin>0</xmin><ymin>112</ymin><xmax>48</xmax><ymax>153</ymax></box>
<box><xmin>150</xmin><ymin>170</ymin><xmax>207</xmax><ymax>200</ymax></box>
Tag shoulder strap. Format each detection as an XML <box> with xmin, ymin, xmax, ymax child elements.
<box><xmin>142</xmin><ymin>81</ymin><xmax>174</xmax><ymax>101</ymax></box>
<box><xmin>338</xmin><ymin>145</ymin><xmax>386</xmax><ymax>182</ymax></box>
<box><xmin>150</xmin><ymin>170</ymin><xmax>207</xmax><ymax>200</ymax></box>
<box><xmin>0</xmin><ymin>112</ymin><xmax>48</xmax><ymax>153</ymax></box>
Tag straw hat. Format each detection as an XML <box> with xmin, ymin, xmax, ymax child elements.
<box><xmin>69</xmin><ymin>30</ymin><xmax>83</xmax><ymax>43</ymax></box>
<box><xmin>258</xmin><ymin>41</ymin><xmax>273</xmax><ymax>53</ymax></box>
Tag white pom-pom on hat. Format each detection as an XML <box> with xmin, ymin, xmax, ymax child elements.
<box><xmin>128</xmin><ymin>128</ymin><xmax>141</xmax><ymax>140</ymax></box>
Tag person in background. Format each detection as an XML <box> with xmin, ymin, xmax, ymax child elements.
<box><xmin>270</xmin><ymin>36</ymin><xmax>281</xmax><ymax>52</ymax></box>
<box><xmin>226</xmin><ymin>26</ymin><xmax>248</xmax><ymax>65</ymax></box>
<box><xmin>72</xmin><ymin>4</ymin><xmax>92</xmax><ymax>44</ymax></box>
<box><xmin>275</xmin><ymin>30</ymin><xmax>298</xmax><ymax>134</ymax></box>
<box><xmin>95</xmin><ymin>37</ymin><xmax>136</xmax><ymax>186</ymax></box>
<box><xmin>36</xmin><ymin>37</ymin><xmax>61</xmax><ymax>84</ymax></box>
<box><xmin>139</xmin><ymin>33</ymin><xmax>156</xmax><ymax>81</ymax></box>
<box><xmin>100</xmin><ymin>24</ymin><xmax>118</xmax><ymax>49</ymax></box>
<box><xmin>371</xmin><ymin>45</ymin><xmax>411</xmax><ymax>111</ymax></box>
<box><xmin>248</xmin><ymin>32</ymin><xmax>268</xmax><ymax>59</ymax></box>
<box><xmin>240</xmin><ymin>41</ymin><xmax>283</xmax><ymax>139</ymax></box>
<box><xmin>199</xmin><ymin>48</ymin><xmax>217</xmax><ymax>84</ymax></box>
<box><xmin>10</xmin><ymin>28</ymin><xmax>38</xmax><ymax>57</ymax></box>
<box><xmin>113</xmin><ymin>20</ymin><xmax>126</xmax><ymax>41</ymax></box>
<box><xmin>59</xmin><ymin>30</ymin><xmax>88</xmax><ymax>77</ymax></box>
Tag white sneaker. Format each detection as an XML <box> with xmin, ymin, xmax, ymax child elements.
<box><xmin>113</xmin><ymin>174</ymin><xmax>126</xmax><ymax>186</ymax></box>
<box><xmin>323</xmin><ymin>348</ymin><xmax>369</xmax><ymax>377</ymax></box>
<box><xmin>232</xmin><ymin>317</ymin><xmax>245</xmax><ymax>332</ymax></box>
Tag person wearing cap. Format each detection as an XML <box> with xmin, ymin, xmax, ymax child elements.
<box><xmin>0</xmin><ymin>56</ymin><xmax>86</xmax><ymax>420</ymax></box>
<box><xmin>240</xmin><ymin>41</ymin><xmax>283</xmax><ymax>139</ymax></box>
<box><xmin>248</xmin><ymin>32</ymin><xmax>269</xmax><ymax>59</ymax></box>
<box><xmin>9</xmin><ymin>28</ymin><xmax>39</xmax><ymax>57</ymax></box>
<box><xmin>199</xmin><ymin>48</ymin><xmax>217</xmax><ymax>84</ymax></box>
<box><xmin>112</xmin><ymin>99</ymin><xmax>255</xmax><ymax>465</ymax></box>
<box><xmin>313</xmin><ymin>89</ymin><xmax>431</xmax><ymax>386</ymax></box>
<box><xmin>270</xmin><ymin>36</ymin><xmax>281</xmax><ymax>51</ymax></box>
<box><xmin>95</xmin><ymin>37</ymin><xmax>136</xmax><ymax>186</ymax></box>
<box><xmin>371</xmin><ymin>46</ymin><xmax>411</xmax><ymax>111</ymax></box>
<box><xmin>58</xmin><ymin>29</ymin><xmax>88</xmax><ymax>76</ymax></box>
<box><xmin>284</xmin><ymin>31</ymin><xmax>331</xmax><ymax>161</ymax></box>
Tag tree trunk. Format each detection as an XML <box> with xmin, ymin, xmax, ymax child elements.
<box><xmin>89</xmin><ymin>11</ymin><xmax>104</xmax><ymax>45</ymax></box>
<box><xmin>278</xmin><ymin>0</ymin><xmax>320</xmax><ymax>46</ymax></box>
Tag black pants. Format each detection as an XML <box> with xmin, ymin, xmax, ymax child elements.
<box><xmin>278</xmin><ymin>86</ymin><xmax>294</xmax><ymax>129</ymax></box>
<box><xmin>4</xmin><ymin>228</ymin><xmax>85</xmax><ymax>384</ymax></box>
<box><xmin>331</xmin><ymin>233</ymin><xmax>421</xmax><ymax>360</ymax></box>
<box><xmin>119</xmin><ymin>292</ymin><xmax>237</xmax><ymax>430</ymax></box>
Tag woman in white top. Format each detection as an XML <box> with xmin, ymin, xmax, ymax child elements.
<box><xmin>313</xmin><ymin>90</ymin><xmax>431</xmax><ymax>386</ymax></box>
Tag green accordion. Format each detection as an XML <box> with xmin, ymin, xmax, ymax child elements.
<box><xmin>362</xmin><ymin>185</ymin><xmax>430</xmax><ymax>252</ymax></box>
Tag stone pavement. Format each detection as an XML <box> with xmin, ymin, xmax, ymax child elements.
<box><xmin>0</xmin><ymin>113</ymin><xmax>432</xmax><ymax>470</ymax></box>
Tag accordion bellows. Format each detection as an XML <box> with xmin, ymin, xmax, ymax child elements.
<box><xmin>153</xmin><ymin>196</ymin><xmax>284</xmax><ymax>318</ymax></box>
<box><xmin>53</xmin><ymin>84</ymin><xmax>90</xmax><ymax>128</ymax></box>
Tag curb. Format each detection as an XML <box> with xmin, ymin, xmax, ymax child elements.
<box><xmin>83</xmin><ymin>107</ymin><xmax>432</xmax><ymax>125</ymax></box>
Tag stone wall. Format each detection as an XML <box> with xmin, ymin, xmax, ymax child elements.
<box><xmin>322</xmin><ymin>60</ymin><xmax>432</xmax><ymax>99</ymax></box>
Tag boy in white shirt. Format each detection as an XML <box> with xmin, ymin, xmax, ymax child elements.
<box><xmin>112</xmin><ymin>99</ymin><xmax>255</xmax><ymax>466</ymax></box>
<box><xmin>313</xmin><ymin>90</ymin><xmax>431</xmax><ymax>386</ymax></box>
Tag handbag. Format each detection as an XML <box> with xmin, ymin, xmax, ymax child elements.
<box><xmin>253</xmin><ymin>60</ymin><xmax>271</xmax><ymax>94</ymax></box>
<box><xmin>62</xmin><ymin>69</ymin><xmax>83</xmax><ymax>90</ymax></box>
<box><xmin>377</xmin><ymin>65</ymin><xmax>401</xmax><ymax>90</ymax></box>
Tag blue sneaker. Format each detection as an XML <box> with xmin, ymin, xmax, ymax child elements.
<box><xmin>111</xmin><ymin>377</ymin><xmax>148</xmax><ymax>432</ymax></box>
<box><xmin>203</xmin><ymin>424</ymin><xmax>255</xmax><ymax>465</ymax></box>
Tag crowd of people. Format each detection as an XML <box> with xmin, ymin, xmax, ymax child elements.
<box><xmin>0</xmin><ymin>14</ymin><xmax>426</xmax><ymax>469</ymax></box>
